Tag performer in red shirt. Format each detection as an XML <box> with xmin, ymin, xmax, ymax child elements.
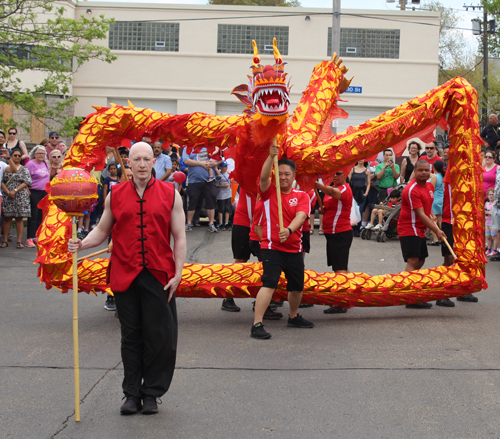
<box><xmin>251</xmin><ymin>144</ymin><xmax>312</xmax><ymax>339</ymax></box>
<box><xmin>397</xmin><ymin>160</ymin><xmax>446</xmax><ymax>309</ymax></box>
<box><xmin>441</xmin><ymin>182</ymin><xmax>478</xmax><ymax>303</ymax></box>
<box><xmin>68</xmin><ymin>142</ymin><xmax>186</xmax><ymax>415</ymax></box>
<box><xmin>315</xmin><ymin>171</ymin><xmax>353</xmax><ymax>314</ymax></box>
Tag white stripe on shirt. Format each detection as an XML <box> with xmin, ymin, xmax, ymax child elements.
<box><xmin>332</xmin><ymin>186</ymin><xmax>346</xmax><ymax>233</ymax></box>
<box><xmin>246</xmin><ymin>195</ymin><xmax>253</xmax><ymax>222</ymax></box>
<box><xmin>408</xmin><ymin>182</ymin><xmax>418</xmax><ymax>236</ymax></box>
<box><xmin>263</xmin><ymin>199</ymin><xmax>272</xmax><ymax>249</ymax></box>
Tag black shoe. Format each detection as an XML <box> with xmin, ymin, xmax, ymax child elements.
<box><xmin>324</xmin><ymin>306</ymin><xmax>348</xmax><ymax>314</ymax></box>
<box><xmin>142</xmin><ymin>396</ymin><xmax>160</xmax><ymax>415</ymax></box>
<box><xmin>221</xmin><ymin>298</ymin><xmax>241</xmax><ymax>312</ymax></box>
<box><xmin>436</xmin><ymin>298</ymin><xmax>455</xmax><ymax>307</ymax></box>
<box><xmin>490</xmin><ymin>255</ymin><xmax>500</xmax><ymax>261</ymax></box>
<box><xmin>224</xmin><ymin>223</ymin><xmax>232</xmax><ymax>231</ymax></box>
<box><xmin>263</xmin><ymin>306</ymin><xmax>283</xmax><ymax>320</ymax></box>
<box><xmin>104</xmin><ymin>295</ymin><xmax>116</xmax><ymax>311</ymax></box>
<box><xmin>287</xmin><ymin>314</ymin><xmax>314</xmax><ymax>328</ymax></box>
<box><xmin>299</xmin><ymin>303</ymin><xmax>314</xmax><ymax>308</ymax></box>
<box><xmin>406</xmin><ymin>302</ymin><xmax>433</xmax><ymax>309</ymax></box>
<box><xmin>120</xmin><ymin>396</ymin><xmax>141</xmax><ymax>415</ymax></box>
<box><xmin>217</xmin><ymin>224</ymin><xmax>226</xmax><ymax>231</ymax></box>
<box><xmin>251</xmin><ymin>322</ymin><xmax>271</xmax><ymax>339</ymax></box>
<box><xmin>457</xmin><ymin>294</ymin><xmax>479</xmax><ymax>302</ymax></box>
<box><xmin>270</xmin><ymin>300</ymin><xmax>284</xmax><ymax>307</ymax></box>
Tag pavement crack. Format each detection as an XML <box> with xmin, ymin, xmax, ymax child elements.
<box><xmin>50</xmin><ymin>360</ymin><xmax>122</xmax><ymax>438</ymax></box>
<box><xmin>187</xmin><ymin>231</ymin><xmax>217</xmax><ymax>263</ymax></box>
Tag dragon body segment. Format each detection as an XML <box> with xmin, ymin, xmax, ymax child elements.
<box><xmin>36</xmin><ymin>41</ymin><xmax>486</xmax><ymax>307</ymax></box>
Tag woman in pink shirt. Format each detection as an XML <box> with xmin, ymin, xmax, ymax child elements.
<box><xmin>483</xmin><ymin>151</ymin><xmax>498</xmax><ymax>199</ymax></box>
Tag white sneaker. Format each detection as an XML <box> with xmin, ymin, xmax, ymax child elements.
<box><xmin>365</xmin><ymin>223</ymin><xmax>374</xmax><ymax>230</ymax></box>
<box><xmin>374</xmin><ymin>224</ymin><xmax>383</xmax><ymax>230</ymax></box>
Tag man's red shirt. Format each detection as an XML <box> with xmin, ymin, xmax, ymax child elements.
<box><xmin>397</xmin><ymin>179</ymin><xmax>434</xmax><ymax>238</ymax></box>
<box><xmin>233</xmin><ymin>187</ymin><xmax>256</xmax><ymax>228</ymax></box>
<box><xmin>259</xmin><ymin>185</ymin><xmax>310</xmax><ymax>253</ymax></box>
<box><xmin>322</xmin><ymin>184</ymin><xmax>353</xmax><ymax>234</ymax></box>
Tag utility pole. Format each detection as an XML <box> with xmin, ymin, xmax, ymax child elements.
<box><xmin>466</xmin><ymin>2</ymin><xmax>494</xmax><ymax>126</ymax></box>
<box><xmin>331</xmin><ymin>0</ymin><xmax>341</xmax><ymax>135</ymax></box>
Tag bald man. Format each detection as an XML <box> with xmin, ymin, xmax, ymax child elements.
<box><xmin>481</xmin><ymin>114</ymin><xmax>500</xmax><ymax>151</ymax></box>
<box><xmin>69</xmin><ymin>142</ymin><xmax>186</xmax><ymax>415</ymax></box>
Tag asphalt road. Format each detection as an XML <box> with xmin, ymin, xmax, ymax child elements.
<box><xmin>1</xmin><ymin>225</ymin><xmax>499</xmax><ymax>439</ymax></box>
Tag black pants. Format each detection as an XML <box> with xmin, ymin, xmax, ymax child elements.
<box><xmin>27</xmin><ymin>189</ymin><xmax>47</xmax><ymax>239</ymax></box>
<box><xmin>114</xmin><ymin>269</ymin><xmax>178</xmax><ymax>399</ymax></box>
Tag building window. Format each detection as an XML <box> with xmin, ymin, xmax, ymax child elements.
<box><xmin>217</xmin><ymin>25</ymin><xmax>288</xmax><ymax>55</ymax></box>
<box><xmin>109</xmin><ymin>22</ymin><xmax>179</xmax><ymax>52</ymax></box>
<box><xmin>327</xmin><ymin>28</ymin><xmax>400</xmax><ymax>59</ymax></box>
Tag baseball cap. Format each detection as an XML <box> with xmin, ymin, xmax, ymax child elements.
<box><xmin>220</xmin><ymin>161</ymin><xmax>228</xmax><ymax>167</ymax></box>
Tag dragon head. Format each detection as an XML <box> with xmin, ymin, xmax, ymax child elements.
<box><xmin>232</xmin><ymin>38</ymin><xmax>291</xmax><ymax>126</ymax></box>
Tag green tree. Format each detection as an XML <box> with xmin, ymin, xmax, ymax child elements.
<box><xmin>0</xmin><ymin>0</ymin><xmax>116</xmax><ymax>135</ymax></box>
<box><xmin>208</xmin><ymin>0</ymin><xmax>301</xmax><ymax>6</ymax></box>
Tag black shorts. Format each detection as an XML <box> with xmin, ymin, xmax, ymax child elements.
<box><xmin>217</xmin><ymin>198</ymin><xmax>232</xmax><ymax>214</ymax></box>
<box><xmin>441</xmin><ymin>222</ymin><xmax>454</xmax><ymax>257</ymax></box>
<box><xmin>325</xmin><ymin>230</ymin><xmax>353</xmax><ymax>271</ymax></box>
<box><xmin>400</xmin><ymin>235</ymin><xmax>428</xmax><ymax>262</ymax></box>
<box><xmin>186</xmin><ymin>181</ymin><xmax>217</xmax><ymax>211</ymax></box>
<box><xmin>302</xmin><ymin>230</ymin><xmax>310</xmax><ymax>253</ymax></box>
<box><xmin>261</xmin><ymin>249</ymin><xmax>304</xmax><ymax>292</ymax></box>
<box><xmin>249</xmin><ymin>239</ymin><xmax>262</xmax><ymax>262</ymax></box>
<box><xmin>231</xmin><ymin>225</ymin><xmax>251</xmax><ymax>261</ymax></box>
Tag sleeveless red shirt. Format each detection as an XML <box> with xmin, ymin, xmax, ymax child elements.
<box><xmin>109</xmin><ymin>177</ymin><xmax>176</xmax><ymax>292</ymax></box>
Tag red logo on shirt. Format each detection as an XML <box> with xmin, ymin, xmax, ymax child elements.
<box><xmin>289</xmin><ymin>197</ymin><xmax>298</xmax><ymax>206</ymax></box>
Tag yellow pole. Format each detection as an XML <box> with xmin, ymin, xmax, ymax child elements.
<box><xmin>72</xmin><ymin>217</ymin><xmax>81</xmax><ymax>422</ymax></box>
<box><xmin>273</xmin><ymin>139</ymin><xmax>284</xmax><ymax>234</ymax></box>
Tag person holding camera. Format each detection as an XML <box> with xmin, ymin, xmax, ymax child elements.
<box><xmin>375</xmin><ymin>149</ymin><xmax>400</xmax><ymax>202</ymax></box>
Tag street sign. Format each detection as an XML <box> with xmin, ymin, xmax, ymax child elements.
<box><xmin>344</xmin><ymin>86</ymin><xmax>362</xmax><ymax>94</ymax></box>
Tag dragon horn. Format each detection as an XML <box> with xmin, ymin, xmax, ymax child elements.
<box><xmin>273</xmin><ymin>38</ymin><xmax>282</xmax><ymax>63</ymax></box>
<box><xmin>252</xmin><ymin>40</ymin><xmax>260</xmax><ymax>65</ymax></box>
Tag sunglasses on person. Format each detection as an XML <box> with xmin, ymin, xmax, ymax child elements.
<box><xmin>425</xmin><ymin>147</ymin><xmax>435</xmax><ymax>150</ymax></box>
<box><xmin>50</xmin><ymin>136</ymin><xmax>59</xmax><ymax>139</ymax></box>
<box><xmin>12</xmin><ymin>154</ymin><xmax>21</xmax><ymax>158</ymax></box>
<box><xmin>486</xmin><ymin>155</ymin><xmax>494</xmax><ymax>159</ymax></box>
<box><xmin>51</xmin><ymin>154</ymin><xmax>62</xmax><ymax>158</ymax></box>
<box><xmin>335</xmin><ymin>171</ymin><xmax>344</xmax><ymax>175</ymax></box>
<box><xmin>8</xmin><ymin>132</ymin><xmax>16</xmax><ymax>135</ymax></box>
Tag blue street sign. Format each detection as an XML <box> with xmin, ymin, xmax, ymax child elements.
<box><xmin>344</xmin><ymin>86</ymin><xmax>362</xmax><ymax>94</ymax></box>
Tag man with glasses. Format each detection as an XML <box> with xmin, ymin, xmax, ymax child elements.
<box><xmin>480</xmin><ymin>114</ymin><xmax>500</xmax><ymax>152</ymax></box>
<box><xmin>46</xmin><ymin>131</ymin><xmax>65</xmax><ymax>157</ymax></box>
<box><xmin>420</xmin><ymin>142</ymin><xmax>443</xmax><ymax>173</ymax></box>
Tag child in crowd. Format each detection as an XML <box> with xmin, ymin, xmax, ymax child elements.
<box><xmin>215</xmin><ymin>161</ymin><xmax>232</xmax><ymax>230</ymax></box>
<box><xmin>207</xmin><ymin>146</ymin><xmax>222</xmax><ymax>182</ymax></box>
<box><xmin>365</xmin><ymin>190</ymin><xmax>400</xmax><ymax>230</ymax></box>
<box><xmin>485</xmin><ymin>188</ymin><xmax>498</xmax><ymax>256</ymax></box>
<box><xmin>103</xmin><ymin>163</ymin><xmax>119</xmax><ymax>199</ymax></box>
<box><xmin>168</xmin><ymin>159</ymin><xmax>184</xmax><ymax>194</ymax></box>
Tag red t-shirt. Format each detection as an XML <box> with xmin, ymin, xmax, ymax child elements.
<box><xmin>233</xmin><ymin>187</ymin><xmax>257</xmax><ymax>227</ymax></box>
<box><xmin>322</xmin><ymin>184</ymin><xmax>353</xmax><ymax>234</ymax></box>
<box><xmin>442</xmin><ymin>182</ymin><xmax>453</xmax><ymax>225</ymax></box>
<box><xmin>397</xmin><ymin>179</ymin><xmax>434</xmax><ymax>238</ymax></box>
<box><xmin>259</xmin><ymin>185</ymin><xmax>310</xmax><ymax>253</ymax></box>
<box><xmin>420</xmin><ymin>155</ymin><xmax>443</xmax><ymax>173</ymax></box>
<box><xmin>249</xmin><ymin>199</ymin><xmax>264</xmax><ymax>242</ymax></box>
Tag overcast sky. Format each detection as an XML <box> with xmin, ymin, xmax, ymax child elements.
<box><xmin>91</xmin><ymin>0</ymin><xmax>483</xmax><ymax>49</ymax></box>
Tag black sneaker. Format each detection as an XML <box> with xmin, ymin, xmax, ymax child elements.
<box><xmin>436</xmin><ymin>298</ymin><xmax>455</xmax><ymax>307</ymax></box>
<box><xmin>299</xmin><ymin>303</ymin><xmax>314</xmax><ymax>308</ymax></box>
<box><xmin>221</xmin><ymin>298</ymin><xmax>240</xmax><ymax>312</ymax></box>
<box><xmin>251</xmin><ymin>322</ymin><xmax>271</xmax><ymax>339</ymax></box>
<box><xmin>270</xmin><ymin>300</ymin><xmax>284</xmax><ymax>307</ymax></box>
<box><xmin>224</xmin><ymin>223</ymin><xmax>232</xmax><ymax>231</ymax></box>
<box><xmin>324</xmin><ymin>306</ymin><xmax>348</xmax><ymax>314</ymax></box>
<box><xmin>406</xmin><ymin>302</ymin><xmax>433</xmax><ymax>309</ymax></box>
<box><xmin>287</xmin><ymin>314</ymin><xmax>314</xmax><ymax>328</ymax></box>
<box><xmin>104</xmin><ymin>295</ymin><xmax>116</xmax><ymax>311</ymax></box>
<box><xmin>263</xmin><ymin>306</ymin><xmax>283</xmax><ymax>320</ymax></box>
<box><xmin>217</xmin><ymin>224</ymin><xmax>226</xmax><ymax>231</ymax></box>
<box><xmin>457</xmin><ymin>294</ymin><xmax>478</xmax><ymax>302</ymax></box>
<box><xmin>142</xmin><ymin>396</ymin><xmax>160</xmax><ymax>415</ymax></box>
<box><xmin>120</xmin><ymin>396</ymin><xmax>141</xmax><ymax>415</ymax></box>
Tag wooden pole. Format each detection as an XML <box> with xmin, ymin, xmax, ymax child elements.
<box><xmin>442</xmin><ymin>235</ymin><xmax>458</xmax><ymax>260</ymax></box>
<box><xmin>76</xmin><ymin>247</ymin><xmax>109</xmax><ymax>262</ymax></box>
<box><xmin>72</xmin><ymin>217</ymin><xmax>81</xmax><ymax>422</ymax></box>
<box><xmin>113</xmin><ymin>148</ymin><xmax>129</xmax><ymax>181</ymax></box>
<box><xmin>272</xmin><ymin>139</ymin><xmax>284</xmax><ymax>233</ymax></box>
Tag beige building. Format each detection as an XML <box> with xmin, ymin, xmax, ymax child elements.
<box><xmin>12</xmin><ymin>2</ymin><xmax>441</xmax><ymax>142</ymax></box>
